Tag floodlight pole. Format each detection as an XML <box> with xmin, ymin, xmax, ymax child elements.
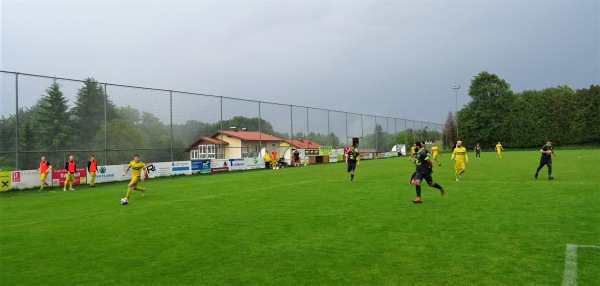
<box><xmin>453</xmin><ymin>85</ymin><xmax>461</xmax><ymax>138</ymax></box>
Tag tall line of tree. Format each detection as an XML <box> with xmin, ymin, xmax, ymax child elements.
<box><xmin>456</xmin><ymin>71</ymin><xmax>600</xmax><ymax>149</ymax></box>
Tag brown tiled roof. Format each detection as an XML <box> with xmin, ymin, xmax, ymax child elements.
<box><xmin>212</xmin><ymin>130</ymin><xmax>283</xmax><ymax>141</ymax></box>
<box><xmin>184</xmin><ymin>136</ymin><xmax>229</xmax><ymax>152</ymax></box>
<box><xmin>284</xmin><ymin>139</ymin><xmax>321</xmax><ymax>149</ymax></box>
<box><xmin>185</xmin><ymin>130</ymin><xmax>283</xmax><ymax>152</ymax></box>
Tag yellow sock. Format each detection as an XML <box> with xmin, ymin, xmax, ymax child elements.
<box><xmin>126</xmin><ymin>188</ymin><xmax>132</xmax><ymax>198</ymax></box>
<box><xmin>135</xmin><ymin>186</ymin><xmax>143</xmax><ymax>191</ymax></box>
<box><xmin>70</xmin><ymin>182</ymin><xmax>73</xmax><ymax>189</ymax></box>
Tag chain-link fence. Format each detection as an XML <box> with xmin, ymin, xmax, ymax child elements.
<box><xmin>0</xmin><ymin>71</ymin><xmax>444</xmax><ymax>170</ymax></box>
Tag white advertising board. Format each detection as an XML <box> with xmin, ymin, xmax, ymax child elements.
<box><xmin>331</xmin><ymin>148</ymin><xmax>345</xmax><ymax>157</ymax></box>
<box><xmin>90</xmin><ymin>165</ymin><xmax>130</xmax><ymax>184</ymax></box>
<box><xmin>227</xmin><ymin>158</ymin><xmax>246</xmax><ymax>171</ymax></box>
<box><xmin>145</xmin><ymin>162</ymin><xmax>172</xmax><ymax>178</ymax></box>
<box><xmin>10</xmin><ymin>170</ymin><xmax>41</xmax><ymax>190</ymax></box>
<box><xmin>244</xmin><ymin>157</ymin><xmax>265</xmax><ymax>170</ymax></box>
<box><xmin>171</xmin><ymin>161</ymin><xmax>192</xmax><ymax>175</ymax></box>
<box><xmin>210</xmin><ymin>159</ymin><xmax>230</xmax><ymax>172</ymax></box>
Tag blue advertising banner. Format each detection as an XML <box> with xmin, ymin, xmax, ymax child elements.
<box><xmin>191</xmin><ymin>159</ymin><xmax>211</xmax><ymax>174</ymax></box>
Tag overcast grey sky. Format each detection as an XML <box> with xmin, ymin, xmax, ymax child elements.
<box><xmin>1</xmin><ymin>0</ymin><xmax>598</xmax><ymax>124</ymax></box>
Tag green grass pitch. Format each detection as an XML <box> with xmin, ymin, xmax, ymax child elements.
<box><xmin>1</xmin><ymin>150</ymin><xmax>599</xmax><ymax>285</ymax></box>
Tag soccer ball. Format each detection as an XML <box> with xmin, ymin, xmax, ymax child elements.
<box><xmin>120</xmin><ymin>198</ymin><xmax>128</xmax><ymax>205</ymax></box>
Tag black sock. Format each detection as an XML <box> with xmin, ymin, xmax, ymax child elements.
<box><xmin>416</xmin><ymin>185</ymin><xmax>421</xmax><ymax>197</ymax></box>
<box><xmin>432</xmin><ymin>182</ymin><xmax>442</xmax><ymax>190</ymax></box>
<box><xmin>351</xmin><ymin>174</ymin><xmax>354</xmax><ymax>181</ymax></box>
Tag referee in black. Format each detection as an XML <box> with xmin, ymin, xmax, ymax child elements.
<box><xmin>535</xmin><ymin>140</ymin><xmax>557</xmax><ymax>180</ymax></box>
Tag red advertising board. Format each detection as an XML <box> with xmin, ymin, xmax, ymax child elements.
<box><xmin>211</xmin><ymin>167</ymin><xmax>229</xmax><ymax>173</ymax></box>
<box><xmin>52</xmin><ymin>168</ymin><xmax>87</xmax><ymax>187</ymax></box>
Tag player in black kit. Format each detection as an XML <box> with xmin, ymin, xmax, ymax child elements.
<box><xmin>535</xmin><ymin>140</ymin><xmax>557</xmax><ymax>180</ymax></box>
<box><xmin>412</xmin><ymin>142</ymin><xmax>445</xmax><ymax>203</ymax></box>
<box><xmin>346</xmin><ymin>146</ymin><xmax>360</xmax><ymax>183</ymax></box>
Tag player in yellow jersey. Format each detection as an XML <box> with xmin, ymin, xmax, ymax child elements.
<box><xmin>495</xmin><ymin>142</ymin><xmax>504</xmax><ymax>158</ymax></box>
<box><xmin>264</xmin><ymin>151</ymin><xmax>273</xmax><ymax>169</ymax></box>
<box><xmin>430</xmin><ymin>142</ymin><xmax>441</xmax><ymax>166</ymax></box>
<box><xmin>122</xmin><ymin>154</ymin><xmax>149</xmax><ymax>199</ymax></box>
<box><xmin>408</xmin><ymin>143</ymin><xmax>416</xmax><ymax>163</ymax></box>
<box><xmin>451</xmin><ymin>141</ymin><xmax>469</xmax><ymax>181</ymax></box>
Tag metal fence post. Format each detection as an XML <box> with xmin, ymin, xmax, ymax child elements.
<box><xmin>345</xmin><ymin>112</ymin><xmax>348</xmax><ymax>146</ymax></box>
<box><xmin>170</xmin><ymin>90</ymin><xmax>173</xmax><ymax>162</ymax></box>
<box><xmin>360</xmin><ymin>114</ymin><xmax>364</xmax><ymax>149</ymax></box>
<box><xmin>104</xmin><ymin>83</ymin><xmax>108</xmax><ymax>165</ymax></box>
<box><xmin>258</xmin><ymin>102</ymin><xmax>262</xmax><ymax>151</ymax></box>
<box><xmin>15</xmin><ymin>73</ymin><xmax>19</xmax><ymax>170</ymax></box>
<box><xmin>306</xmin><ymin>107</ymin><xmax>309</xmax><ymax>142</ymax></box>
<box><xmin>290</xmin><ymin>105</ymin><xmax>293</xmax><ymax>148</ymax></box>
<box><xmin>327</xmin><ymin>110</ymin><xmax>331</xmax><ymax>146</ymax></box>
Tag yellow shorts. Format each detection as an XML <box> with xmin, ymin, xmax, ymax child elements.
<box><xmin>130</xmin><ymin>176</ymin><xmax>141</xmax><ymax>185</ymax></box>
<box><xmin>65</xmin><ymin>173</ymin><xmax>75</xmax><ymax>181</ymax></box>
<box><xmin>454</xmin><ymin>161</ymin><xmax>466</xmax><ymax>170</ymax></box>
<box><xmin>40</xmin><ymin>173</ymin><xmax>48</xmax><ymax>180</ymax></box>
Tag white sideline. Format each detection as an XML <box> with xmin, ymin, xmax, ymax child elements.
<box><xmin>562</xmin><ymin>244</ymin><xmax>600</xmax><ymax>286</ymax></box>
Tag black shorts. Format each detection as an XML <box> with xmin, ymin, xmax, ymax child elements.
<box><xmin>539</xmin><ymin>158</ymin><xmax>552</xmax><ymax>166</ymax></box>
<box><xmin>414</xmin><ymin>170</ymin><xmax>433</xmax><ymax>185</ymax></box>
<box><xmin>347</xmin><ymin>162</ymin><xmax>357</xmax><ymax>172</ymax></box>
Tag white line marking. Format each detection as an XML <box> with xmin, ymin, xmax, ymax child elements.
<box><xmin>562</xmin><ymin>244</ymin><xmax>600</xmax><ymax>286</ymax></box>
<box><xmin>576</xmin><ymin>245</ymin><xmax>600</xmax><ymax>249</ymax></box>
<box><xmin>563</xmin><ymin>244</ymin><xmax>579</xmax><ymax>286</ymax></box>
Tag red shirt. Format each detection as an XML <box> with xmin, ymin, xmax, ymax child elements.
<box><xmin>88</xmin><ymin>160</ymin><xmax>97</xmax><ymax>172</ymax></box>
<box><xmin>39</xmin><ymin>161</ymin><xmax>51</xmax><ymax>173</ymax></box>
<box><xmin>66</xmin><ymin>160</ymin><xmax>76</xmax><ymax>173</ymax></box>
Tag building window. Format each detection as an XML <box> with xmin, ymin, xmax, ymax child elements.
<box><xmin>190</xmin><ymin>150</ymin><xmax>199</xmax><ymax>160</ymax></box>
<box><xmin>216</xmin><ymin>146</ymin><xmax>224</xmax><ymax>159</ymax></box>
<box><xmin>198</xmin><ymin>144</ymin><xmax>216</xmax><ymax>159</ymax></box>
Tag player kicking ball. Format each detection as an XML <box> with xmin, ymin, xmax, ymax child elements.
<box><xmin>122</xmin><ymin>154</ymin><xmax>149</xmax><ymax>200</ymax></box>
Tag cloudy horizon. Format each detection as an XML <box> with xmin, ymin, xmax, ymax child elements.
<box><xmin>1</xmin><ymin>0</ymin><xmax>598</xmax><ymax>124</ymax></box>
